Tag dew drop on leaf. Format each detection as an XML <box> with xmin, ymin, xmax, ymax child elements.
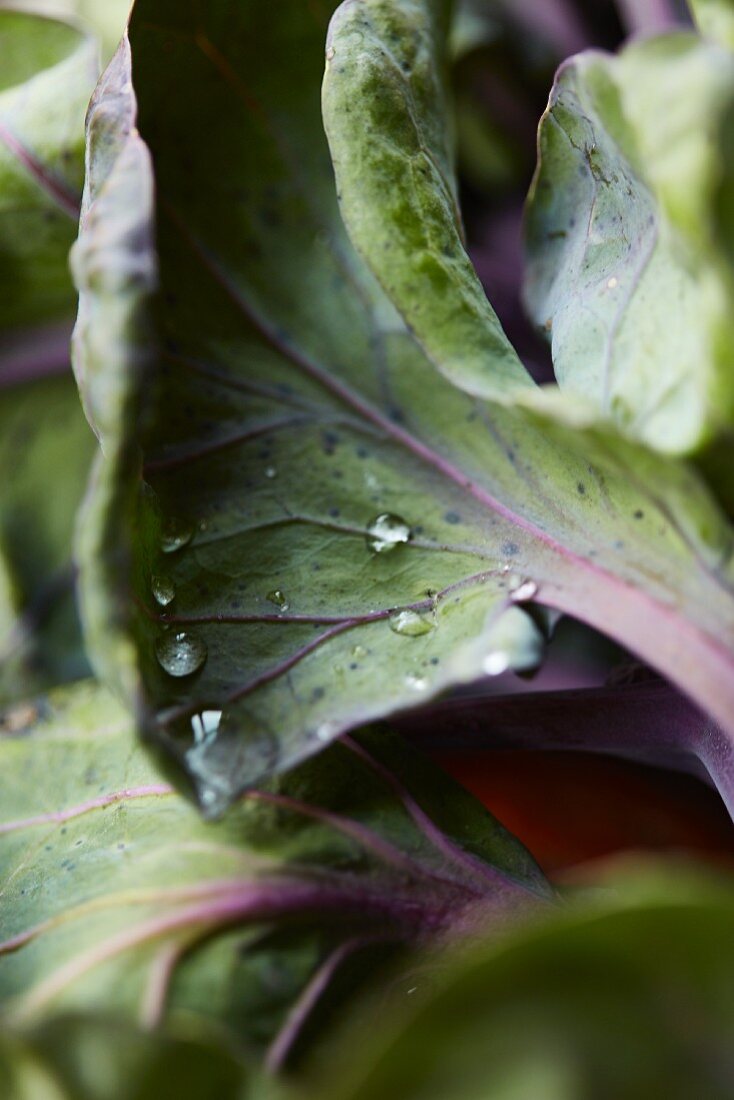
<box><xmin>191</xmin><ymin>709</ymin><xmax>222</xmax><ymax>744</ymax></box>
<box><xmin>405</xmin><ymin>672</ymin><xmax>428</xmax><ymax>691</ymax></box>
<box><xmin>316</xmin><ymin>720</ymin><xmax>339</xmax><ymax>742</ymax></box>
<box><xmin>366</xmin><ymin>512</ymin><xmax>411</xmax><ymax>553</ymax></box>
<box><xmin>389</xmin><ymin>609</ymin><xmax>434</xmax><ymax>637</ymax></box>
<box><xmin>483</xmin><ymin>651</ymin><xmax>510</xmax><ymax>676</ymax></box>
<box><xmin>160</xmin><ymin>516</ymin><xmax>194</xmax><ymax>553</ymax></box>
<box><xmin>509</xmin><ymin>578</ymin><xmax>538</xmax><ymax>603</ymax></box>
<box><xmin>155</xmin><ymin>631</ymin><xmax>207</xmax><ymax>677</ymax></box>
<box><xmin>151</xmin><ymin>573</ymin><xmax>176</xmax><ymax>606</ymax></box>
<box><xmin>264</xmin><ymin>466</ymin><xmax>277</xmax><ymax>479</ymax></box>
<box><xmin>267</xmin><ymin>589</ymin><xmax>289</xmax><ymax>610</ymax></box>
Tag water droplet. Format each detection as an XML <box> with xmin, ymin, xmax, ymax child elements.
<box><xmin>405</xmin><ymin>672</ymin><xmax>428</xmax><ymax>691</ymax></box>
<box><xmin>316</xmin><ymin>720</ymin><xmax>339</xmax><ymax>742</ymax></box>
<box><xmin>326</xmin><ymin>45</ymin><xmax>336</xmax><ymax>61</ymax></box>
<box><xmin>510</xmin><ymin>579</ymin><xmax>538</xmax><ymax>603</ymax></box>
<box><xmin>160</xmin><ymin>516</ymin><xmax>194</xmax><ymax>554</ymax></box>
<box><xmin>607</xmin><ymin>276</ymin><xmax>618</xmax><ymax>289</ymax></box>
<box><xmin>366</xmin><ymin>513</ymin><xmax>411</xmax><ymax>554</ymax></box>
<box><xmin>191</xmin><ymin>709</ymin><xmax>222</xmax><ymax>744</ymax></box>
<box><xmin>389</xmin><ymin>609</ymin><xmax>434</xmax><ymax>637</ymax></box>
<box><xmin>267</xmin><ymin>589</ymin><xmax>289</xmax><ymax>611</ymax></box>
<box><xmin>407</xmin><ymin>986</ymin><xmax>418</xmax><ymax>995</ymax></box>
<box><xmin>151</xmin><ymin>573</ymin><xmax>176</xmax><ymax>607</ymax></box>
<box><xmin>483</xmin><ymin>651</ymin><xmax>510</xmax><ymax>676</ymax></box>
<box><xmin>155</xmin><ymin>631</ymin><xmax>207</xmax><ymax>677</ymax></box>
<box><xmin>352</xmin><ymin>644</ymin><xmax>368</xmax><ymax>659</ymax></box>
<box><xmin>264</xmin><ymin>466</ymin><xmax>277</xmax><ymax>479</ymax></box>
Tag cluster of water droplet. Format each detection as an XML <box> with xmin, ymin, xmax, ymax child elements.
<box><xmin>154</xmin><ymin>514</ymin><xmax>207</xmax><ymax>678</ymax></box>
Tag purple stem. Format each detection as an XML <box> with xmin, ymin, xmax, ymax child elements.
<box><xmin>396</xmin><ymin>681</ymin><xmax>734</xmax><ymax>820</ymax></box>
<box><xmin>12</xmin><ymin>876</ymin><xmax>440</xmax><ymax>1022</ymax></box>
<box><xmin>248</xmin><ymin>790</ymin><xmax>482</xmax><ymax>896</ymax></box>
<box><xmin>0</xmin><ymin>121</ymin><xmax>81</xmax><ymax>220</ymax></box>
<box><xmin>0</xmin><ymin>784</ymin><xmax>172</xmax><ymax>837</ymax></box>
<box><xmin>265</xmin><ymin>935</ymin><xmax>392</xmax><ymax>1073</ymax></box>
<box><xmin>340</xmin><ymin>736</ymin><xmax>543</xmax><ymax>899</ymax></box>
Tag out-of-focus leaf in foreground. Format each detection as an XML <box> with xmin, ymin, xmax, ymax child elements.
<box><xmin>72</xmin><ymin>0</ymin><xmax>734</xmax><ymax>814</ymax></box>
<box><xmin>318</xmin><ymin>867</ymin><xmax>734</xmax><ymax>1100</ymax></box>
<box><xmin>525</xmin><ymin>32</ymin><xmax>734</xmax><ymax>473</ymax></box>
<box><xmin>0</xmin><ymin>1014</ymin><xmax>251</xmax><ymax>1100</ymax></box>
<box><xmin>0</xmin><ymin>10</ymin><xmax>98</xmax><ymax>702</ymax></box>
<box><xmin>0</xmin><ymin>681</ymin><xmax>548</xmax><ymax>1070</ymax></box>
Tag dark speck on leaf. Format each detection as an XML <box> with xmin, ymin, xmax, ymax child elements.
<box><xmin>577</xmin><ymin>482</ymin><xmax>586</xmax><ymax>495</ymax></box>
<box><xmin>502</xmin><ymin>541</ymin><xmax>520</xmax><ymax>556</ymax></box>
<box><xmin>634</xmin><ymin>510</ymin><xmax>644</xmax><ymax>519</ymax></box>
<box><xmin>328</xmin><ymin>507</ymin><xmax>340</xmax><ymax>518</ymax></box>
<box><xmin>312</xmin><ymin>687</ymin><xmax>325</xmax><ymax>701</ymax></box>
<box><xmin>444</xmin><ymin>512</ymin><xmax>461</xmax><ymax>525</ymax></box>
<box><xmin>322</xmin><ymin>431</ymin><xmax>339</xmax><ymax>455</ymax></box>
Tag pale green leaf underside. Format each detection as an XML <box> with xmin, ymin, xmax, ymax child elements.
<box><xmin>525</xmin><ymin>34</ymin><xmax>734</xmax><ymax>456</ymax></box>
<box><xmin>322</xmin><ymin>0</ymin><xmax>531</xmax><ymax>399</ymax></box>
<box><xmin>71</xmin><ymin>0</ymin><xmax>734</xmax><ymax>810</ymax></box>
<box><xmin>0</xmin><ymin>681</ymin><xmax>546</xmax><ymax>1061</ymax></box>
<box><xmin>690</xmin><ymin>0</ymin><xmax>734</xmax><ymax>50</ymax></box>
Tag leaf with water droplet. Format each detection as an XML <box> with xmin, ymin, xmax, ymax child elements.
<box><xmin>151</xmin><ymin>572</ymin><xmax>176</xmax><ymax>606</ymax></box>
<box><xmin>366</xmin><ymin>513</ymin><xmax>412</xmax><ymax>554</ymax></box>
<box><xmin>155</xmin><ymin>630</ymin><xmax>207</xmax><ymax>678</ymax></box>
<box><xmin>71</xmin><ymin>0</ymin><xmax>734</xmax><ymax>808</ymax></box>
<box><xmin>267</xmin><ymin>589</ymin><xmax>290</xmax><ymax>611</ymax></box>
<box><xmin>389</xmin><ymin>609</ymin><xmax>434</xmax><ymax>637</ymax></box>
<box><xmin>160</xmin><ymin>516</ymin><xmax>194</xmax><ymax>554</ymax></box>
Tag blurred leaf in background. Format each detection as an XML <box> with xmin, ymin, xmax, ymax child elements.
<box><xmin>0</xmin><ymin>7</ymin><xmax>101</xmax><ymax>701</ymax></box>
<box><xmin>7</xmin><ymin>0</ymin><xmax>130</xmax><ymax>61</ymax></box>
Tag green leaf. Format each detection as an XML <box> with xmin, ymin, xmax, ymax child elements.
<box><xmin>323</xmin><ymin>0</ymin><xmax>531</xmax><ymax>398</ymax></box>
<box><xmin>0</xmin><ymin>375</ymin><xmax>96</xmax><ymax>703</ymax></box>
<box><xmin>524</xmin><ymin>33</ymin><xmax>734</xmax><ymax>463</ymax></box>
<box><xmin>72</xmin><ymin>1</ymin><xmax>734</xmax><ymax>813</ymax></box>
<box><xmin>0</xmin><ymin>1014</ymin><xmax>251</xmax><ymax>1100</ymax></box>
<box><xmin>0</xmin><ymin>10</ymin><xmax>98</xmax><ymax>703</ymax></box>
<box><xmin>690</xmin><ymin>0</ymin><xmax>734</xmax><ymax>50</ymax></box>
<box><xmin>0</xmin><ymin>8</ymin><xmax>95</xmax><ymax>336</ymax></box>
<box><xmin>0</xmin><ymin>680</ymin><xmax>548</xmax><ymax>1069</ymax></box>
<box><xmin>318</xmin><ymin>867</ymin><xmax>734</xmax><ymax>1099</ymax></box>
<box><xmin>9</xmin><ymin>1</ymin><xmax>132</xmax><ymax>62</ymax></box>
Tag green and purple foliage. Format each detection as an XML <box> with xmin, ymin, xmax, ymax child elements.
<box><xmin>2</xmin><ymin>1</ymin><xmax>734</xmax><ymax>1096</ymax></box>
